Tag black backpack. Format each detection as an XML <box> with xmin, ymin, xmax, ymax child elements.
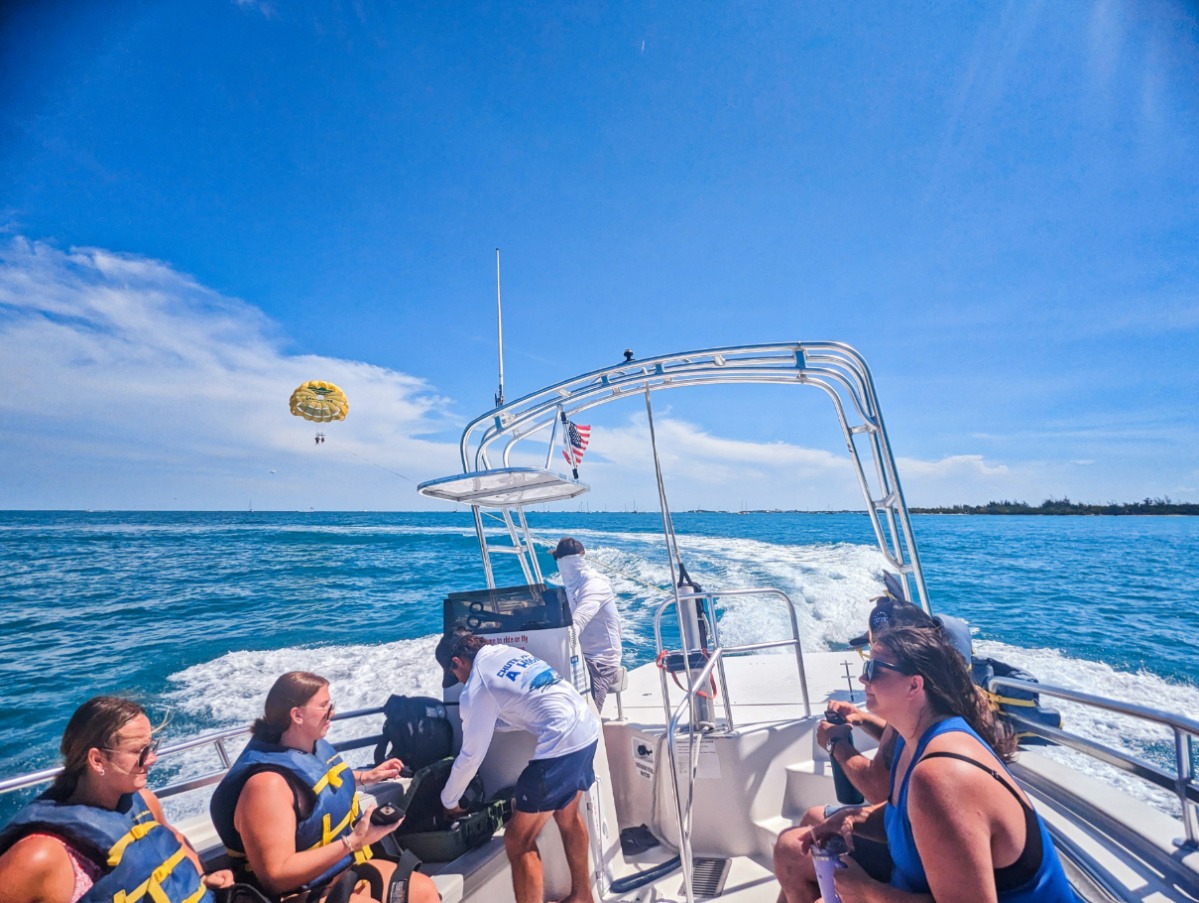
<box><xmin>373</xmin><ymin>695</ymin><xmax>454</xmax><ymax>772</ymax></box>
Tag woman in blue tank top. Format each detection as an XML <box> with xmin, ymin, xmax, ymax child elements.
<box><xmin>831</xmin><ymin>625</ymin><xmax>1075</xmax><ymax>903</ymax></box>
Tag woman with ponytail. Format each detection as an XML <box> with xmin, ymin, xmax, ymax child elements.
<box><xmin>209</xmin><ymin>673</ymin><xmax>438</xmax><ymax>903</ymax></box>
<box><xmin>828</xmin><ymin>626</ymin><xmax>1073</xmax><ymax>903</ymax></box>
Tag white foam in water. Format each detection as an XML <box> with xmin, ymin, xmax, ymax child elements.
<box><xmin>577</xmin><ymin>532</ymin><xmax>1195</xmax><ymax>821</ymax></box>
<box><xmin>570</xmin><ymin>531</ymin><xmax>892</xmax><ymax>653</ymax></box>
<box><xmin>975</xmin><ymin>640</ymin><xmax>1197</xmax><ymax>818</ymax></box>
<box><xmin>158</xmin><ymin>636</ymin><xmax>444</xmax><ymax>822</ymax></box>
<box><xmin>154</xmin><ymin>530</ymin><xmax>1195</xmax><ymax>827</ymax></box>
<box><xmin>166</xmin><ymin>635</ymin><xmax>445</xmax><ymax>731</ymax></box>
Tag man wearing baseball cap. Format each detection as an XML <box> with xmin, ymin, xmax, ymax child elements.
<box><xmin>435</xmin><ymin>629</ymin><xmax>598</xmax><ymax>903</ymax></box>
<box><xmin>551</xmin><ymin>537</ymin><xmax>623</xmax><ymax>711</ymax></box>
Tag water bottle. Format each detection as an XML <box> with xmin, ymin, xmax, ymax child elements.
<box><xmin>824</xmin><ymin>710</ymin><xmax>864</xmax><ymax>805</ymax></box>
<box><xmin>812</xmin><ymin>834</ymin><xmax>848</xmax><ymax>903</ymax></box>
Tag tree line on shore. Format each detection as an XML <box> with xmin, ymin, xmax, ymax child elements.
<box><xmin>909</xmin><ymin>496</ymin><xmax>1198</xmax><ymax>515</ymax></box>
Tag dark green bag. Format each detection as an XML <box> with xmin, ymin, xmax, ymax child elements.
<box><xmin>388</xmin><ymin>757</ymin><xmax>509</xmax><ymax>862</ymax></box>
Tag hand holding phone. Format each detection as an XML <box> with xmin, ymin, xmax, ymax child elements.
<box><xmin>370</xmin><ymin>803</ymin><xmax>406</xmax><ymax>827</ymax></box>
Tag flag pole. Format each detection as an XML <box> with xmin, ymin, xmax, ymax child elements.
<box><xmin>494</xmin><ymin>248</ymin><xmax>505</xmax><ymax>408</ymax></box>
<box><xmin>561</xmin><ymin>411</ymin><xmax>579</xmax><ymax>479</ymax></box>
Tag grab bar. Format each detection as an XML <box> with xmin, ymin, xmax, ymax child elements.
<box><xmin>989</xmin><ymin>675</ymin><xmax>1199</xmax><ymax>848</ymax></box>
<box><xmin>0</xmin><ymin>707</ymin><xmax>385</xmax><ymax>800</ymax></box>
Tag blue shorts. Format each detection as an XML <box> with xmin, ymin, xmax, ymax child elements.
<box><xmin>514</xmin><ymin>740</ymin><xmax>598</xmax><ymax>813</ymax></box>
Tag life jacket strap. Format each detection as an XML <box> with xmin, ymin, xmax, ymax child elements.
<box><xmin>108</xmin><ymin>821</ymin><xmax>161</xmax><ymax>867</ymax></box>
<box><xmin>311</xmin><ymin>762</ymin><xmax>351</xmax><ymax>796</ymax></box>
<box><xmin>113</xmin><ymin>844</ymin><xmax>189</xmax><ymax>903</ymax></box>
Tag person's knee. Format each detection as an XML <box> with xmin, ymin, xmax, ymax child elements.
<box><xmin>772</xmin><ymin>804</ymin><xmax>826</xmax><ymax>863</ymax></box>
<box><xmin>505</xmin><ymin>825</ymin><xmax>539</xmax><ymax>857</ymax></box>
<box><xmin>773</xmin><ymin>826</ymin><xmax>810</xmax><ymax>872</ymax></box>
<box><xmin>408</xmin><ymin>872</ymin><xmax>440</xmax><ymax>903</ymax></box>
<box><xmin>552</xmin><ymin>799</ymin><xmax>584</xmax><ymax>829</ymax></box>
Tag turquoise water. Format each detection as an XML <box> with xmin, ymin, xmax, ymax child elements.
<box><xmin>1</xmin><ymin>510</ymin><xmax>1197</xmax><ymax>819</ymax></box>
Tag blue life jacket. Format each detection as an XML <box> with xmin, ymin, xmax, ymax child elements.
<box><xmin>0</xmin><ymin>790</ymin><xmax>212</xmax><ymax>903</ymax></box>
<box><xmin>885</xmin><ymin>716</ymin><xmax>1075</xmax><ymax>903</ymax></box>
<box><xmin>209</xmin><ymin>737</ymin><xmax>367</xmax><ymax>889</ymax></box>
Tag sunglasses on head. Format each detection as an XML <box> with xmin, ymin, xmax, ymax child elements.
<box><xmin>861</xmin><ymin>658</ymin><xmax>906</xmax><ymax>682</ymax></box>
<box><xmin>102</xmin><ymin>737</ymin><xmax>161</xmax><ymax>768</ymax></box>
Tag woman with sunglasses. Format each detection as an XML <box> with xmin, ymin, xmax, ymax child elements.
<box><xmin>829</xmin><ymin>626</ymin><xmax>1073</xmax><ymax>903</ymax></box>
<box><xmin>210</xmin><ymin>672</ymin><xmax>438</xmax><ymax>903</ymax></box>
<box><xmin>0</xmin><ymin>695</ymin><xmax>232</xmax><ymax>903</ymax></box>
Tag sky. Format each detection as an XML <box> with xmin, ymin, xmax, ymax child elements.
<box><xmin>1</xmin><ymin>0</ymin><xmax>1197</xmax><ymax>512</ymax></box>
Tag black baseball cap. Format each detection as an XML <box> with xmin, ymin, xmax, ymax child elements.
<box><xmin>849</xmin><ymin>596</ymin><xmax>895</xmax><ymax>648</ymax></box>
<box><xmin>436</xmin><ymin>630</ymin><xmax>468</xmax><ymax>688</ymax></box>
<box><xmin>551</xmin><ymin>537</ymin><xmax>585</xmax><ymax>559</ymax></box>
<box><xmin>849</xmin><ymin>594</ymin><xmax>935</xmax><ymax>647</ymax></box>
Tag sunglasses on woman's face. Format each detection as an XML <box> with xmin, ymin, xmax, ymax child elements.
<box><xmin>102</xmin><ymin>737</ymin><xmax>161</xmax><ymax>769</ymax></box>
<box><xmin>861</xmin><ymin>658</ymin><xmax>906</xmax><ymax>682</ymax></box>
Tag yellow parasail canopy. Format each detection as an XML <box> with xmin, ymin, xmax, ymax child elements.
<box><xmin>289</xmin><ymin>381</ymin><xmax>349</xmax><ymax>423</ymax></box>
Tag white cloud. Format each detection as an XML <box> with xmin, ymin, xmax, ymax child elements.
<box><xmin>4</xmin><ymin>237</ymin><xmax>1189</xmax><ymax>511</ymax></box>
<box><xmin>896</xmin><ymin>454</ymin><xmax>1008</xmax><ymax>480</ymax></box>
<box><xmin>600</xmin><ymin>416</ymin><xmax>850</xmax><ymax>477</ymax></box>
<box><xmin>0</xmin><ymin>238</ymin><xmax>457</xmax><ymax>509</ymax></box>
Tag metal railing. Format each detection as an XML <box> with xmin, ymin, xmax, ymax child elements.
<box><xmin>653</xmin><ymin>586</ymin><xmax>812</xmax><ymax>903</ymax></box>
<box><xmin>444</xmin><ymin>342</ymin><xmax>930</xmax><ymax>606</ymax></box>
<box><xmin>651</xmin><ymin>586</ymin><xmax>811</xmax><ymax>731</ymax></box>
<box><xmin>990</xmin><ymin>675</ymin><xmax>1199</xmax><ymax>848</ymax></box>
<box><xmin>0</xmin><ymin>707</ymin><xmax>385</xmax><ymax>802</ymax></box>
<box><xmin>666</xmin><ymin>651</ymin><xmax>728</xmax><ymax>903</ymax></box>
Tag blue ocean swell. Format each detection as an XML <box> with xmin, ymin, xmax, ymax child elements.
<box><xmin>913</xmin><ymin>514</ymin><xmax>1199</xmax><ymax>686</ymax></box>
<box><xmin>0</xmin><ymin>512</ymin><xmax>480</xmax><ymax>777</ymax></box>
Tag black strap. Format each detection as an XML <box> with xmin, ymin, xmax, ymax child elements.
<box><xmin>323</xmin><ymin>870</ymin><xmax>358</xmax><ymax>903</ymax></box>
<box><xmin>917</xmin><ymin>752</ymin><xmax>1030</xmax><ymax>811</ymax></box>
<box><xmin>917</xmin><ymin>751</ymin><xmax>1043</xmax><ymax>890</ymax></box>
<box><xmin>214</xmin><ymin>885</ymin><xmax>274</xmax><ymax>903</ymax></box>
<box><xmin>385</xmin><ymin>849</ymin><xmax>422</xmax><ymax>903</ymax></box>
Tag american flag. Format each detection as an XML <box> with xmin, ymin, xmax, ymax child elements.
<box><xmin>562</xmin><ymin>420</ymin><xmax>591</xmax><ymax>469</ymax></box>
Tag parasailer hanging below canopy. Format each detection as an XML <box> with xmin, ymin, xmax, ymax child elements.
<box><xmin>289</xmin><ymin>381</ymin><xmax>348</xmax><ymax>443</ymax></box>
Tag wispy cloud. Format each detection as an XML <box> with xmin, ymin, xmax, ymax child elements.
<box><xmin>896</xmin><ymin>454</ymin><xmax>1008</xmax><ymax>480</ymax></box>
<box><xmin>231</xmin><ymin>0</ymin><xmax>277</xmax><ymax>19</ymax></box>
<box><xmin>589</xmin><ymin>416</ymin><xmax>1023</xmax><ymax>510</ymax></box>
<box><xmin>598</xmin><ymin>415</ymin><xmax>851</xmax><ymax>482</ymax></box>
<box><xmin>0</xmin><ymin>238</ymin><xmax>456</xmax><ymax>509</ymax></box>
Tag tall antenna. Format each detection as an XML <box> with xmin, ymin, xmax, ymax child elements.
<box><xmin>494</xmin><ymin>248</ymin><xmax>505</xmax><ymax>408</ymax></box>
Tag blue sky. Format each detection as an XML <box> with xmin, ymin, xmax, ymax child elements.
<box><xmin>1</xmin><ymin>0</ymin><xmax>1196</xmax><ymax>511</ymax></box>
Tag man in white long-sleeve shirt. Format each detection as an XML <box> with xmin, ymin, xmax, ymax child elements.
<box><xmin>551</xmin><ymin>537</ymin><xmax>623</xmax><ymax>711</ymax></box>
<box><xmin>435</xmin><ymin>630</ymin><xmax>598</xmax><ymax>903</ymax></box>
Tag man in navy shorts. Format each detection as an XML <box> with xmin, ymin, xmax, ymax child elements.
<box><xmin>436</xmin><ymin>629</ymin><xmax>599</xmax><ymax>903</ymax></box>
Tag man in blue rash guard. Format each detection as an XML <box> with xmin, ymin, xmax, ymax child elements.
<box><xmin>436</xmin><ymin>630</ymin><xmax>599</xmax><ymax>903</ymax></box>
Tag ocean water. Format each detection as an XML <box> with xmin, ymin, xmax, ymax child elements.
<box><xmin>1</xmin><ymin>510</ymin><xmax>1197</xmax><ymax>822</ymax></box>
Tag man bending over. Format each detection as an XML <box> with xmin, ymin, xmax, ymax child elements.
<box><xmin>436</xmin><ymin>629</ymin><xmax>598</xmax><ymax>903</ymax></box>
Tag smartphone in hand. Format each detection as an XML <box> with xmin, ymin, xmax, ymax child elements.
<box><xmin>370</xmin><ymin>803</ymin><xmax>406</xmax><ymax>827</ymax></box>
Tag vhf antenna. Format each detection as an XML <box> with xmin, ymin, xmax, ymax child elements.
<box><xmin>494</xmin><ymin>248</ymin><xmax>505</xmax><ymax>408</ymax></box>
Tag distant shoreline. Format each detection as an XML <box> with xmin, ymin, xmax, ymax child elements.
<box><xmin>907</xmin><ymin>498</ymin><xmax>1198</xmax><ymax>516</ymax></box>
<box><xmin>2</xmin><ymin>500</ymin><xmax>1197</xmax><ymax>516</ymax></box>
<box><xmin>682</xmin><ymin>498</ymin><xmax>1199</xmax><ymax>516</ymax></box>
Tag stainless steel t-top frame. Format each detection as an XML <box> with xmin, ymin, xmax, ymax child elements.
<box><xmin>421</xmin><ymin>341</ymin><xmax>929</xmax><ymax>611</ymax></box>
